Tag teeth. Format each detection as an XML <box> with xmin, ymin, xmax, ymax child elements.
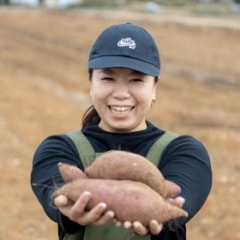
<box><xmin>110</xmin><ymin>106</ymin><xmax>132</xmax><ymax>114</ymax></box>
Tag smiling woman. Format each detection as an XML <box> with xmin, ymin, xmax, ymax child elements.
<box><xmin>89</xmin><ymin>68</ymin><xmax>157</xmax><ymax>133</ymax></box>
<box><xmin>31</xmin><ymin>23</ymin><xmax>212</xmax><ymax>240</ymax></box>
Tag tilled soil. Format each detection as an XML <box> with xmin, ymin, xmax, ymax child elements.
<box><xmin>0</xmin><ymin>7</ymin><xmax>239</xmax><ymax>240</ymax></box>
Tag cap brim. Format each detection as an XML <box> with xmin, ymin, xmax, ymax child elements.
<box><xmin>88</xmin><ymin>56</ymin><xmax>160</xmax><ymax>77</ymax></box>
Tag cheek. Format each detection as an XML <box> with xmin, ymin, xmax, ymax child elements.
<box><xmin>137</xmin><ymin>88</ymin><xmax>155</xmax><ymax>105</ymax></box>
<box><xmin>90</xmin><ymin>82</ymin><xmax>100</xmax><ymax>97</ymax></box>
<box><xmin>90</xmin><ymin>84</ymin><xmax>107</xmax><ymax>103</ymax></box>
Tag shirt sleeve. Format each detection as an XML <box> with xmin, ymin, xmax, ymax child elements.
<box><xmin>30</xmin><ymin>134</ymin><xmax>85</xmax><ymax>235</ymax></box>
<box><xmin>159</xmin><ymin>135</ymin><xmax>212</xmax><ymax>225</ymax></box>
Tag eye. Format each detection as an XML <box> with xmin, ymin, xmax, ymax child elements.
<box><xmin>102</xmin><ymin>77</ymin><xmax>114</xmax><ymax>81</ymax></box>
<box><xmin>130</xmin><ymin>78</ymin><xmax>144</xmax><ymax>82</ymax></box>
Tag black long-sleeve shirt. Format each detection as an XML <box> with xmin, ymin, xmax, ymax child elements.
<box><xmin>31</xmin><ymin>120</ymin><xmax>212</xmax><ymax>240</ymax></box>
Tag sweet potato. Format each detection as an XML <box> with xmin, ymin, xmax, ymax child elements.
<box><xmin>54</xmin><ymin>163</ymin><xmax>188</xmax><ymax>225</ymax></box>
<box><xmin>52</xmin><ymin>178</ymin><xmax>188</xmax><ymax>225</ymax></box>
<box><xmin>85</xmin><ymin>150</ymin><xmax>167</xmax><ymax>197</ymax></box>
<box><xmin>58</xmin><ymin>162</ymin><xmax>88</xmax><ymax>182</ymax></box>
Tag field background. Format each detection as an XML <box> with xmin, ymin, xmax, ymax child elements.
<box><xmin>0</xmin><ymin>4</ymin><xmax>240</xmax><ymax>240</ymax></box>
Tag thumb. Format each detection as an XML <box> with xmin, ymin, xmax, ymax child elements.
<box><xmin>165</xmin><ymin>180</ymin><xmax>181</xmax><ymax>198</ymax></box>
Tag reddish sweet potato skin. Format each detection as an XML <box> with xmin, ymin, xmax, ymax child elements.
<box><xmin>85</xmin><ymin>150</ymin><xmax>167</xmax><ymax>197</ymax></box>
<box><xmin>52</xmin><ymin>178</ymin><xmax>188</xmax><ymax>226</ymax></box>
<box><xmin>58</xmin><ymin>162</ymin><xmax>88</xmax><ymax>182</ymax></box>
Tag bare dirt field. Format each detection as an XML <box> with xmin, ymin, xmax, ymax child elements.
<box><xmin>0</xmin><ymin>7</ymin><xmax>239</xmax><ymax>240</ymax></box>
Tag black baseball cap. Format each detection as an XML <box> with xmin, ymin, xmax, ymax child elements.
<box><xmin>88</xmin><ymin>23</ymin><xmax>160</xmax><ymax>77</ymax></box>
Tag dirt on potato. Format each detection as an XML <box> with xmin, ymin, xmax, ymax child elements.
<box><xmin>0</xmin><ymin>6</ymin><xmax>240</xmax><ymax>240</ymax></box>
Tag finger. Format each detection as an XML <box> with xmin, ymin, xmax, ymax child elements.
<box><xmin>112</xmin><ymin>218</ymin><xmax>124</xmax><ymax>227</ymax></box>
<box><xmin>55</xmin><ymin>196</ymin><xmax>74</xmax><ymax>218</ymax></box>
<box><xmin>69</xmin><ymin>191</ymin><xmax>92</xmax><ymax>220</ymax></box>
<box><xmin>149</xmin><ymin>220</ymin><xmax>163</xmax><ymax>235</ymax></box>
<box><xmin>55</xmin><ymin>192</ymin><xmax>92</xmax><ymax>223</ymax></box>
<box><xmin>123</xmin><ymin>221</ymin><xmax>132</xmax><ymax>230</ymax></box>
<box><xmin>54</xmin><ymin>195</ymin><xmax>68</xmax><ymax>207</ymax></box>
<box><xmin>115</xmin><ymin>221</ymin><xmax>122</xmax><ymax>227</ymax></box>
<box><xmin>132</xmin><ymin>221</ymin><xmax>148</xmax><ymax>235</ymax></box>
<box><xmin>112</xmin><ymin>219</ymin><xmax>122</xmax><ymax>227</ymax></box>
<box><xmin>165</xmin><ymin>180</ymin><xmax>181</xmax><ymax>198</ymax></box>
<box><xmin>94</xmin><ymin>210</ymin><xmax>115</xmax><ymax>225</ymax></box>
<box><xmin>78</xmin><ymin>202</ymin><xmax>108</xmax><ymax>225</ymax></box>
<box><xmin>167</xmin><ymin>196</ymin><xmax>185</xmax><ymax>208</ymax></box>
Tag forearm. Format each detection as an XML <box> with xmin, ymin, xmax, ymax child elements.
<box><xmin>160</xmin><ymin>136</ymin><xmax>212</xmax><ymax>225</ymax></box>
<box><xmin>30</xmin><ymin>134</ymin><xmax>85</xmax><ymax>233</ymax></box>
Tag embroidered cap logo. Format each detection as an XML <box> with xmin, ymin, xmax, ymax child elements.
<box><xmin>117</xmin><ymin>38</ymin><xmax>136</xmax><ymax>49</ymax></box>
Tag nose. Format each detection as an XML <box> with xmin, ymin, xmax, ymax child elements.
<box><xmin>112</xmin><ymin>82</ymin><xmax>130</xmax><ymax>99</ymax></box>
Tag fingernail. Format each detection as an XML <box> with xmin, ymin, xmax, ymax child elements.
<box><xmin>133</xmin><ymin>222</ymin><xmax>140</xmax><ymax>228</ymax></box>
<box><xmin>116</xmin><ymin>222</ymin><xmax>121</xmax><ymax>227</ymax></box>
<box><xmin>83</xmin><ymin>191</ymin><xmax>91</xmax><ymax>197</ymax></box>
<box><xmin>151</xmin><ymin>220</ymin><xmax>158</xmax><ymax>225</ymax></box>
<box><xmin>108</xmin><ymin>211</ymin><xmax>115</xmax><ymax>218</ymax></box>
<box><xmin>99</xmin><ymin>203</ymin><xmax>107</xmax><ymax>209</ymax></box>
<box><xmin>178</xmin><ymin>196</ymin><xmax>186</xmax><ymax>204</ymax></box>
<box><xmin>124</xmin><ymin>222</ymin><xmax>131</xmax><ymax>229</ymax></box>
<box><xmin>55</xmin><ymin>195</ymin><xmax>68</xmax><ymax>205</ymax></box>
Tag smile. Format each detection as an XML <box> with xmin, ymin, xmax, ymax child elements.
<box><xmin>109</xmin><ymin>106</ymin><xmax>134</xmax><ymax>114</ymax></box>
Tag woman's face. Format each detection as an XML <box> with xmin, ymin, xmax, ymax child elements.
<box><xmin>90</xmin><ymin>68</ymin><xmax>158</xmax><ymax>133</ymax></box>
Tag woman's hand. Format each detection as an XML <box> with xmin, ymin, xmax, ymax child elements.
<box><xmin>118</xmin><ymin>220</ymin><xmax>163</xmax><ymax>235</ymax></box>
<box><xmin>54</xmin><ymin>191</ymin><xmax>115</xmax><ymax>226</ymax></box>
<box><xmin>55</xmin><ymin>164</ymin><xmax>184</xmax><ymax>233</ymax></box>
<box><xmin>54</xmin><ymin>164</ymin><xmax>115</xmax><ymax>226</ymax></box>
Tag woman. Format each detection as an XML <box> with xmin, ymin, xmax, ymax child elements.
<box><xmin>31</xmin><ymin>23</ymin><xmax>212</xmax><ymax>240</ymax></box>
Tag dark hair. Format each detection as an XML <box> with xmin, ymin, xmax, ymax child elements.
<box><xmin>82</xmin><ymin>105</ymin><xmax>99</xmax><ymax>129</ymax></box>
<box><xmin>81</xmin><ymin>69</ymin><xmax>159</xmax><ymax>129</ymax></box>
